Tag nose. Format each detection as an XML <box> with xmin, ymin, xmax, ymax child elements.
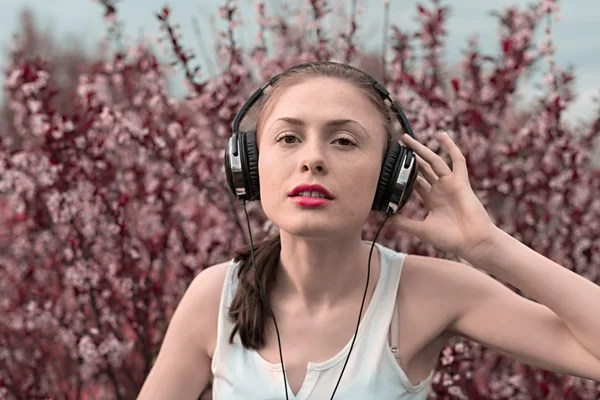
<box><xmin>299</xmin><ymin>142</ymin><xmax>327</xmax><ymax>175</ymax></box>
<box><xmin>302</xmin><ymin>161</ymin><xmax>325</xmax><ymax>174</ymax></box>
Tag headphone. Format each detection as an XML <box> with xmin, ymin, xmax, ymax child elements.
<box><xmin>222</xmin><ymin>63</ymin><xmax>419</xmax><ymax>399</ymax></box>
<box><xmin>224</xmin><ymin>65</ymin><xmax>419</xmax><ymax>215</ymax></box>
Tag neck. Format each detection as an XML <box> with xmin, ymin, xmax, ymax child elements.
<box><xmin>272</xmin><ymin>231</ymin><xmax>380</xmax><ymax>312</ymax></box>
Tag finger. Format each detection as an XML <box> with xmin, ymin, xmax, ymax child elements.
<box><xmin>414</xmin><ymin>175</ymin><xmax>431</xmax><ymax>204</ymax></box>
<box><xmin>440</xmin><ymin>132</ymin><xmax>468</xmax><ymax>177</ymax></box>
<box><xmin>415</xmin><ymin>154</ymin><xmax>438</xmax><ymax>186</ymax></box>
<box><xmin>402</xmin><ymin>134</ymin><xmax>452</xmax><ymax>177</ymax></box>
<box><xmin>392</xmin><ymin>214</ymin><xmax>423</xmax><ymax>237</ymax></box>
<box><xmin>416</xmin><ymin>174</ymin><xmax>431</xmax><ymax>192</ymax></box>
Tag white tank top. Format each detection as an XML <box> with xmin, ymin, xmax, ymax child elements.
<box><xmin>211</xmin><ymin>242</ymin><xmax>434</xmax><ymax>399</ymax></box>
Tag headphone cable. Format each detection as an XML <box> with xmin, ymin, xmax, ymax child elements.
<box><xmin>243</xmin><ymin>201</ymin><xmax>392</xmax><ymax>399</ymax></box>
<box><xmin>329</xmin><ymin>209</ymin><xmax>391</xmax><ymax>399</ymax></box>
<box><xmin>243</xmin><ymin>200</ymin><xmax>290</xmax><ymax>399</ymax></box>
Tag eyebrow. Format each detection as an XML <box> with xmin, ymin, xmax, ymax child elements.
<box><xmin>273</xmin><ymin>117</ymin><xmax>368</xmax><ymax>133</ymax></box>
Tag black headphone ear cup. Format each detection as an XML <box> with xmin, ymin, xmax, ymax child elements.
<box><xmin>241</xmin><ymin>130</ymin><xmax>260</xmax><ymax>201</ymax></box>
<box><xmin>372</xmin><ymin>141</ymin><xmax>402</xmax><ymax>212</ymax></box>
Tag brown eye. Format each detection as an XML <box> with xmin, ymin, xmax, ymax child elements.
<box><xmin>276</xmin><ymin>134</ymin><xmax>298</xmax><ymax>144</ymax></box>
<box><xmin>334</xmin><ymin>136</ymin><xmax>356</xmax><ymax>147</ymax></box>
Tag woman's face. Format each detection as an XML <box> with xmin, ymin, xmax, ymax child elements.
<box><xmin>256</xmin><ymin>77</ymin><xmax>388</xmax><ymax>239</ymax></box>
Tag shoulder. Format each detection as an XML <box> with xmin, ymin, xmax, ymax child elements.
<box><xmin>136</xmin><ymin>260</ymin><xmax>234</xmax><ymax>398</ymax></box>
<box><xmin>188</xmin><ymin>259</ymin><xmax>233</xmax><ymax>317</ymax></box>
<box><xmin>189</xmin><ymin>259</ymin><xmax>232</xmax><ymax>297</ymax></box>
<box><xmin>400</xmin><ymin>254</ymin><xmax>498</xmax><ymax>332</ymax></box>
<box><xmin>184</xmin><ymin>260</ymin><xmax>234</xmax><ymax>355</ymax></box>
<box><xmin>387</xmin><ymin>253</ymin><xmax>497</xmax><ymax>377</ymax></box>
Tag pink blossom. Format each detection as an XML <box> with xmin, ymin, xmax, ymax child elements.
<box><xmin>0</xmin><ymin>0</ymin><xmax>598</xmax><ymax>399</ymax></box>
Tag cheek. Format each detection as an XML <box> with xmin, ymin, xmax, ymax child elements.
<box><xmin>345</xmin><ymin>164</ymin><xmax>382</xmax><ymax>203</ymax></box>
<box><xmin>257</xmin><ymin>152</ymin><xmax>283</xmax><ymax>199</ymax></box>
<box><xmin>258</xmin><ymin>150</ymin><xmax>280</xmax><ymax>177</ymax></box>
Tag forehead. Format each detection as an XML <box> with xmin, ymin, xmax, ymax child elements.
<box><xmin>260</xmin><ymin>77</ymin><xmax>382</xmax><ymax>131</ymax></box>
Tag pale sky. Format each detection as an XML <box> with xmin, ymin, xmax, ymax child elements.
<box><xmin>0</xmin><ymin>0</ymin><xmax>598</xmax><ymax>124</ymax></box>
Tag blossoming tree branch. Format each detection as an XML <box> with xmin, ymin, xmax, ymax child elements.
<box><xmin>0</xmin><ymin>0</ymin><xmax>598</xmax><ymax>399</ymax></box>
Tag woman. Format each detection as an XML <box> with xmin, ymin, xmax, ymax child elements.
<box><xmin>137</xmin><ymin>62</ymin><xmax>600</xmax><ymax>399</ymax></box>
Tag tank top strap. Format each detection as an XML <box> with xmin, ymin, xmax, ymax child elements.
<box><xmin>372</xmin><ymin>244</ymin><xmax>405</xmax><ymax>361</ymax></box>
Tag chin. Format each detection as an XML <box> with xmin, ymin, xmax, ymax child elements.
<box><xmin>273</xmin><ymin>214</ymin><xmax>365</xmax><ymax>240</ymax></box>
<box><xmin>281</xmin><ymin>225</ymin><xmax>342</xmax><ymax>239</ymax></box>
<box><xmin>263</xmin><ymin>199</ymin><xmax>371</xmax><ymax>234</ymax></box>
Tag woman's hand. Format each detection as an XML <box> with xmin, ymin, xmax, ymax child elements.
<box><xmin>393</xmin><ymin>132</ymin><xmax>498</xmax><ymax>260</ymax></box>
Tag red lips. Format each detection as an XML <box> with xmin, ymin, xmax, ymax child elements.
<box><xmin>288</xmin><ymin>183</ymin><xmax>334</xmax><ymax>199</ymax></box>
